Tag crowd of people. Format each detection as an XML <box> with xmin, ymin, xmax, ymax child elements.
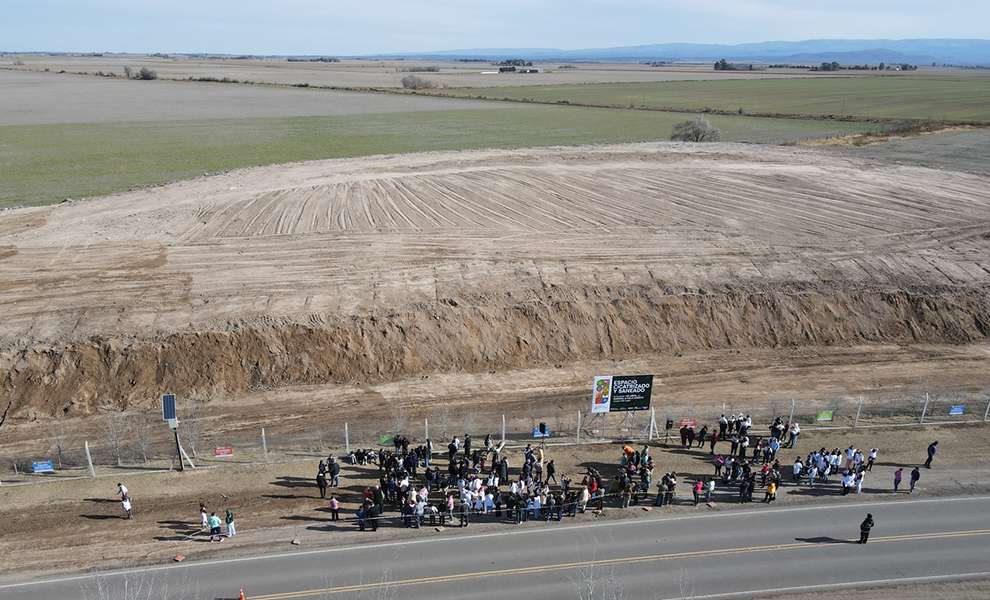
<box><xmin>309</xmin><ymin>417</ymin><xmax>940</xmax><ymax>532</ymax></box>
<box><xmin>106</xmin><ymin>417</ymin><xmax>941</xmax><ymax>542</ymax></box>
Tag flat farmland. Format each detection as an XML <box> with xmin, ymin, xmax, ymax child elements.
<box><xmin>434</xmin><ymin>75</ymin><xmax>990</xmax><ymax>122</ymax></box>
<box><xmin>2</xmin><ymin>55</ymin><xmax>855</xmax><ymax>88</ymax></box>
<box><xmin>0</xmin><ymin>69</ymin><xmax>508</xmax><ymax>125</ymax></box>
<box><xmin>0</xmin><ymin>71</ymin><xmax>875</xmax><ymax>207</ymax></box>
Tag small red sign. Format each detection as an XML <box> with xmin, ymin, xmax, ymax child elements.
<box><xmin>213</xmin><ymin>446</ymin><xmax>234</xmax><ymax>457</ymax></box>
<box><xmin>679</xmin><ymin>418</ymin><xmax>697</xmax><ymax>429</ymax></box>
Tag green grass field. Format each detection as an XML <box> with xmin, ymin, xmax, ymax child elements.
<box><xmin>434</xmin><ymin>76</ymin><xmax>990</xmax><ymax>122</ymax></box>
<box><xmin>0</xmin><ymin>105</ymin><xmax>873</xmax><ymax>208</ymax></box>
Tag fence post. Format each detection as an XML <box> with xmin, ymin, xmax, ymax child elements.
<box><xmin>984</xmin><ymin>396</ymin><xmax>990</xmax><ymax>422</ymax></box>
<box><xmin>261</xmin><ymin>427</ymin><xmax>268</xmax><ymax>461</ymax></box>
<box><xmin>424</xmin><ymin>417</ymin><xmax>429</xmax><ymax>441</ymax></box>
<box><xmin>788</xmin><ymin>399</ymin><xmax>796</xmax><ymax>425</ymax></box>
<box><xmin>344</xmin><ymin>422</ymin><xmax>350</xmax><ymax>454</ymax></box>
<box><xmin>576</xmin><ymin>411</ymin><xmax>582</xmax><ymax>443</ymax></box>
<box><xmin>649</xmin><ymin>407</ymin><xmax>657</xmax><ymax>441</ymax></box>
<box><xmin>84</xmin><ymin>441</ymin><xmax>96</xmax><ymax>478</ymax></box>
<box><xmin>501</xmin><ymin>414</ymin><xmax>506</xmax><ymax>445</ymax></box>
<box><xmin>920</xmin><ymin>393</ymin><xmax>929</xmax><ymax>425</ymax></box>
<box><xmin>854</xmin><ymin>396</ymin><xmax>863</xmax><ymax>429</ymax></box>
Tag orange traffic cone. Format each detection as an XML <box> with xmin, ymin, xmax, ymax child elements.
<box><xmin>239</xmin><ymin>590</ymin><xmax>246</xmax><ymax>600</ymax></box>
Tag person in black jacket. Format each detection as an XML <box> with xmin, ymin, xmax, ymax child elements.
<box><xmin>859</xmin><ymin>513</ymin><xmax>875</xmax><ymax>544</ymax></box>
<box><xmin>316</xmin><ymin>471</ymin><xmax>328</xmax><ymax>499</ymax></box>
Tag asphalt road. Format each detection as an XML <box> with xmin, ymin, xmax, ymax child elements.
<box><xmin>3</xmin><ymin>495</ymin><xmax>990</xmax><ymax>600</ymax></box>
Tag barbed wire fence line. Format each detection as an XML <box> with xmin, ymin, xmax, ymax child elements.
<box><xmin>2</xmin><ymin>388</ymin><xmax>989</xmax><ymax>486</ymax></box>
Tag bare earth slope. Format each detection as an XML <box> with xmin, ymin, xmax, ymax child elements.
<box><xmin>2</xmin><ymin>143</ymin><xmax>989</xmax><ymax>416</ymax></box>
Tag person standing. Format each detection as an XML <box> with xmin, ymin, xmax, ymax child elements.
<box><xmin>329</xmin><ymin>459</ymin><xmax>341</xmax><ymax>488</ymax></box>
<box><xmin>910</xmin><ymin>466</ymin><xmax>921</xmax><ymax>493</ymax></box>
<box><xmin>859</xmin><ymin>513</ymin><xmax>875</xmax><ymax>544</ymax></box>
<box><xmin>316</xmin><ymin>471</ymin><xmax>328</xmax><ymax>499</ymax></box>
<box><xmin>893</xmin><ymin>467</ymin><xmax>903</xmax><ymax>492</ymax></box>
<box><xmin>199</xmin><ymin>503</ymin><xmax>209</xmax><ymax>530</ymax></box>
<box><xmin>208</xmin><ymin>512</ymin><xmax>223</xmax><ymax>542</ymax></box>
<box><xmin>787</xmin><ymin>422</ymin><xmax>800</xmax><ymax>449</ymax></box>
<box><xmin>121</xmin><ymin>495</ymin><xmax>133</xmax><ymax>519</ymax></box>
<box><xmin>764</xmin><ymin>480</ymin><xmax>777</xmax><ymax>503</ymax></box>
<box><xmin>693</xmin><ymin>479</ymin><xmax>703</xmax><ymax>506</ymax></box>
<box><xmin>225</xmin><ymin>509</ymin><xmax>236</xmax><ymax>537</ymax></box>
<box><xmin>329</xmin><ymin>495</ymin><xmax>340</xmax><ymax>521</ymax></box>
<box><xmin>924</xmin><ymin>441</ymin><xmax>938</xmax><ymax>469</ymax></box>
<box><xmin>867</xmin><ymin>448</ymin><xmax>878</xmax><ymax>472</ymax></box>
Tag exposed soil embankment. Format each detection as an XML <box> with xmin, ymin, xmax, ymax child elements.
<box><xmin>3</xmin><ymin>283</ymin><xmax>988</xmax><ymax>418</ymax></box>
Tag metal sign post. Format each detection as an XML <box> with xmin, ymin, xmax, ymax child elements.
<box><xmin>162</xmin><ymin>393</ymin><xmax>182</xmax><ymax>472</ymax></box>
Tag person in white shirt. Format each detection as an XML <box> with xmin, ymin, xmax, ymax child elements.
<box><xmin>793</xmin><ymin>459</ymin><xmax>804</xmax><ymax>482</ymax></box>
<box><xmin>867</xmin><ymin>448</ymin><xmax>878</xmax><ymax>472</ymax></box>
<box><xmin>842</xmin><ymin>472</ymin><xmax>855</xmax><ymax>495</ymax></box>
<box><xmin>787</xmin><ymin>422</ymin><xmax>800</xmax><ymax>448</ymax></box>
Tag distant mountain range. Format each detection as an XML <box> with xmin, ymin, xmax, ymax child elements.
<box><xmin>372</xmin><ymin>39</ymin><xmax>990</xmax><ymax>65</ymax></box>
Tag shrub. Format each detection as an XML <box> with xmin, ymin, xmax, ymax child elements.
<box><xmin>401</xmin><ymin>74</ymin><xmax>435</xmax><ymax>90</ymax></box>
<box><xmin>670</xmin><ymin>117</ymin><xmax>721</xmax><ymax>142</ymax></box>
<box><xmin>137</xmin><ymin>67</ymin><xmax>158</xmax><ymax>80</ymax></box>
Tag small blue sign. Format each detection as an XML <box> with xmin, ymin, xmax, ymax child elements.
<box><xmin>162</xmin><ymin>393</ymin><xmax>177</xmax><ymax>421</ymax></box>
<box><xmin>949</xmin><ymin>404</ymin><xmax>965</xmax><ymax>416</ymax></box>
<box><xmin>32</xmin><ymin>460</ymin><xmax>55</xmax><ymax>473</ymax></box>
<box><xmin>532</xmin><ymin>427</ymin><xmax>552</xmax><ymax>439</ymax></box>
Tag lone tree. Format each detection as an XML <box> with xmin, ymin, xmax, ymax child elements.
<box><xmin>670</xmin><ymin>116</ymin><xmax>721</xmax><ymax>142</ymax></box>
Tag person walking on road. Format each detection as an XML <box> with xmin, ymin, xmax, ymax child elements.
<box><xmin>910</xmin><ymin>466</ymin><xmax>921</xmax><ymax>493</ymax></box>
<box><xmin>924</xmin><ymin>441</ymin><xmax>938</xmax><ymax>469</ymax></box>
<box><xmin>858</xmin><ymin>513</ymin><xmax>875</xmax><ymax>544</ymax></box>
<box><xmin>893</xmin><ymin>467</ymin><xmax>903</xmax><ymax>492</ymax></box>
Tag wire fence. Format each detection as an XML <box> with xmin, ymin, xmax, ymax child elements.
<box><xmin>3</xmin><ymin>389</ymin><xmax>989</xmax><ymax>485</ymax></box>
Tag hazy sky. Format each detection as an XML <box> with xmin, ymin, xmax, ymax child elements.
<box><xmin>4</xmin><ymin>0</ymin><xmax>988</xmax><ymax>54</ymax></box>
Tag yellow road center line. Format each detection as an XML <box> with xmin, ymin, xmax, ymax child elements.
<box><xmin>250</xmin><ymin>528</ymin><xmax>990</xmax><ymax>600</ymax></box>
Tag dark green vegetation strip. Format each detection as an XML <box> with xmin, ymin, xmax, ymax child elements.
<box><xmin>433</xmin><ymin>76</ymin><xmax>990</xmax><ymax>123</ymax></box>
<box><xmin>0</xmin><ymin>106</ymin><xmax>872</xmax><ymax>208</ymax></box>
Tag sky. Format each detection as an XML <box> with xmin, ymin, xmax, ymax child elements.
<box><xmin>3</xmin><ymin>0</ymin><xmax>988</xmax><ymax>55</ymax></box>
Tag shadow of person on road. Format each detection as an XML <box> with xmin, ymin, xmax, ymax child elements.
<box><xmin>795</xmin><ymin>536</ymin><xmax>856</xmax><ymax>544</ymax></box>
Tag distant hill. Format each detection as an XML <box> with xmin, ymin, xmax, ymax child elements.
<box><xmin>374</xmin><ymin>39</ymin><xmax>990</xmax><ymax>65</ymax></box>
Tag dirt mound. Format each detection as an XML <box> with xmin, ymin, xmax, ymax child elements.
<box><xmin>2</xmin><ymin>143</ymin><xmax>989</xmax><ymax>418</ymax></box>
<box><xmin>3</xmin><ymin>283</ymin><xmax>988</xmax><ymax>418</ymax></box>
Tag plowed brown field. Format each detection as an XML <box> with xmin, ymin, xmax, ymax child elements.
<box><xmin>2</xmin><ymin>143</ymin><xmax>989</xmax><ymax>418</ymax></box>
